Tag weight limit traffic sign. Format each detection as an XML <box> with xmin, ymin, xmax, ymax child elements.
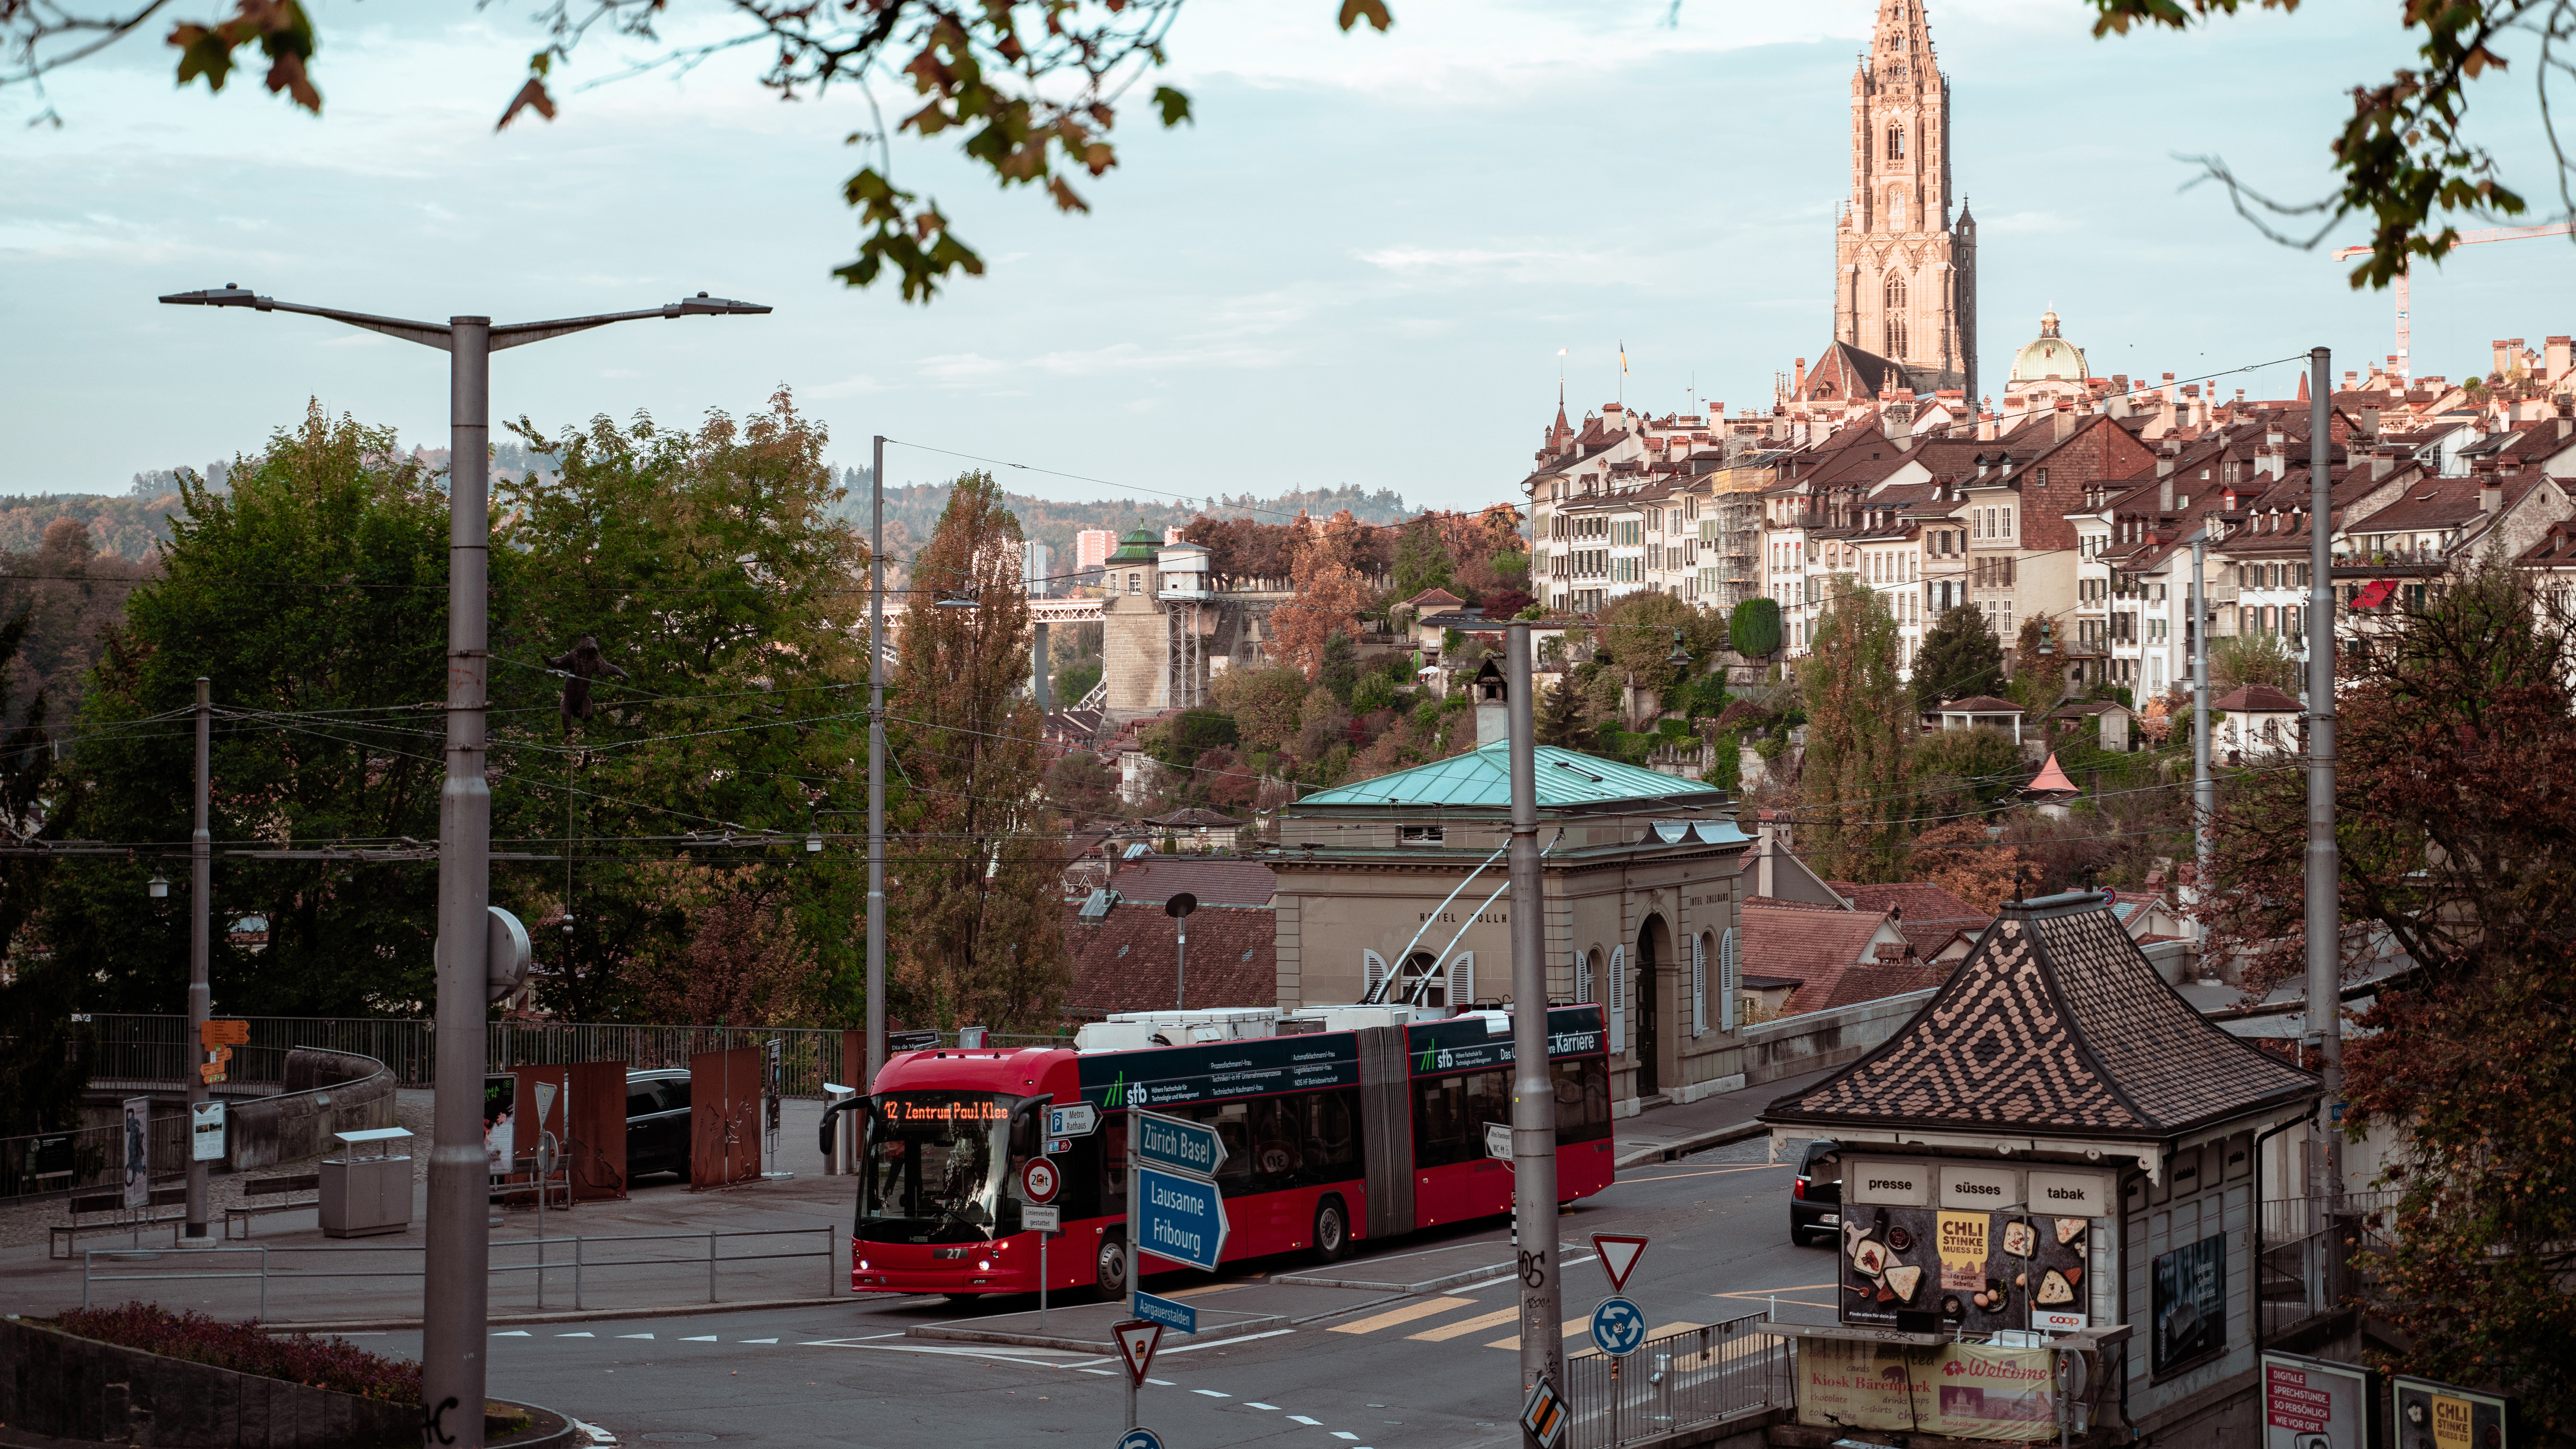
<box><xmin>1023</xmin><ymin>1157</ymin><xmax>1061</xmax><ymax>1204</ymax></box>
<box><xmin>1593</xmin><ymin>1233</ymin><xmax>1649</xmax><ymax>1293</ymax></box>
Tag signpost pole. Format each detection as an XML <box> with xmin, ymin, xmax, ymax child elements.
<box><xmin>1505</xmin><ymin>620</ymin><xmax>1563</xmax><ymax>1440</ymax></box>
<box><xmin>1125</xmin><ymin>1135</ymin><xmax>1140</xmax><ymax>1435</ymax></box>
<box><xmin>184</xmin><ymin>676</ymin><xmax>212</xmax><ymax>1242</ymax></box>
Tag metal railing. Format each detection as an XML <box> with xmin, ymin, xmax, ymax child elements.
<box><xmin>2</xmin><ymin>1114</ymin><xmax>190</xmax><ymax>1202</ymax></box>
<box><xmin>1560</xmin><ymin>1313</ymin><xmax>1793</xmax><ymax>1449</ymax></box>
<box><xmin>2256</xmin><ymin>1189</ymin><xmax>2401</xmax><ymax>1339</ymax></box>
<box><xmin>81</xmin><ymin>1226</ymin><xmax>843</xmax><ymax>1319</ymax></box>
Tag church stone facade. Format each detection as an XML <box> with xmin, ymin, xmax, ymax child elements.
<box><xmin>1832</xmin><ymin>0</ymin><xmax>1975</xmax><ymax>402</ymax></box>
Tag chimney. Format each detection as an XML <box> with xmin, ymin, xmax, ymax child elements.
<box><xmin>2492</xmin><ymin>339</ymin><xmax>2512</xmax><ymax>377</ymax></box>
<box><xmin>2053</xmin><ymin>399</ymin><xmax>2079</xmax><ymax>442</ymax></box>
<box><xmin>1977</xmin><ymin>406</ymin><xmax>1998</xmax><ymax>442</ymax></box>
<box><xmin>2371</xmin><ymin>443</ymin><xmax>2400</xmax><ymax>480</ymax></box>
<box><xmin>2548</xmin><ymin>337</ymin><xmax>2574</xmax><ymax>386</ymax></box>
<box><xmin>2155</xmin><ymin>438</ymin><xmax>2181</xmax><ymax>478</ymax></box>
<box><xmin>2158</xmin><ymin>468</ymin><xmax>2174</xmax><ymax>514</ymax></box>
<box><xmin>2480</xmin><ymin>470</ymin><xmax>2505</xmax><ymax>513</ymax></box>
<box><xmin>2558</xmin><ymin>395</ymin><xmax>2573</xmax><ymax>441</ymax></box>
<box><xmin>2359</xmin><ymin>405</ymin><xmax>2380</xmax><ymax>440</ymax></box>
<box><xmin>2511</xmin><ymin>338</ymin><xmax>2528</xmax><ymax>375</ymax></box>
<box><xmin>1793</xmin><ymin>357</ymin><xmax>1807</xmax><ymax>395</ymax></box>
<box><xmin>2258</xmin><ymin>428</ymin><xmax>2287</xmax><ymax>481</ymax></box>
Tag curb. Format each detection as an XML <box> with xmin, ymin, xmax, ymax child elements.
<box><xmin>1271</xmin><ymin>1260</ymin><xmax>1517</xmax><ymax>1294</ymax></box>
<box><xmin>1612</xmin><ymin>1120</ymin><xmax>1769</xmax><ymax>1170</ymax></box>
<box><xmin>909</xmin><ymin>1312</ymin><xmax>1291</xmax><ymax>1354</ymax></box>
<box><xmin>268</xmin><ymin>1295</ymin><xmax>904</xmax><ymax>1333</ymax></box>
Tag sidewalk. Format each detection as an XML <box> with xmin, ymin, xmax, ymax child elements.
<box><xmin>1609</xmin><ymin>1066</ymin><xmax>1837</xmax><ymax>1169</ymax></box>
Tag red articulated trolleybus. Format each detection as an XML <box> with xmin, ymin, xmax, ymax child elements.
<box><xmin>822</xmin><ymin>1005</ymin><xmax>1612</xmax><ymax>1297</ymax></box>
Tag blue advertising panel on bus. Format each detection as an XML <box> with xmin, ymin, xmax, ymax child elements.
<box><xmin>1078</xmin><ymin>1033</ymin><xmax>1362</xmax><ymax>1110</ymax></box>
<box><xmin>1404</xmin><ymin>1005</ymin><xmax>1605</xmax><ymax>1077</ymax></box>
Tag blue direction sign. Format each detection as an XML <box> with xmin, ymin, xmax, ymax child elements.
<box><xmin>1133</xmin><ymin>1289</ymin><xmax>1197</xmax><ymax>1335</ymax></box>
<box><xmin>1590</xmin><ymin>1296</ymin><xmax>1648</xmax><ymax>1358</ymax></box>
<box><xmin>1132</xmin><ymin>1108</ymin><xmax>1226</xmax><ymax>1178</ymax></box>
<box><xmin>1113</xmin><ymin>1430</ymin><xmax>1164</xmax><ymax>1449</ymax></box>
<box><xmin>1136</xmin><ymin>1165</ymin><xmax>1228</xmax><ymax>1271</ymax></box>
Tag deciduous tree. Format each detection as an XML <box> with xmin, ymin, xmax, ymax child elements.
<box><xmin>1795</xmin><ymin>581</ymin><xmax>1910</xmax><ymax>881</ymax></box>
<box><xmin>1273</xmin><ymin>511</ymin><xmax>1370</xmax><ymax>679</ymax></box>
<box><xmin>1906</xmin><ymin>820</ymin><xmax>2025</xmax><ymax>914</ymax></box>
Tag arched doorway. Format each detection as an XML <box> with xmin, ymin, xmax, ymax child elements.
<box><xmin>1636</xmin><ymin>915</ymin><xmax>1671</xmax><ymax>1097</ymax></box>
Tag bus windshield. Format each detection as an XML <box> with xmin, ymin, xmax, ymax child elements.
<box><xmin>858</xmin><ymin>1091</ymin><xmax>1025</xmax><ymax>1244</ymax></box>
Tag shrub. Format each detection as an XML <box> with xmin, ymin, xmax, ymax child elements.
<box><xmin>1350</xmin><ymin>671</ymin><xmax>1400</xmax><ymax>714</ymax></box>
<box><xmin>53</xmin><ymin>1302</ymin><xmax>422</xmax><ymax>1404</ymax></box>
<box><xmin>1729</xmin><ymin>598</ymin><xmax>1781</xmax><ymax>658</ymax></box>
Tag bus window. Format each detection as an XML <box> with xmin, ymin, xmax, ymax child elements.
<box><xmin>1246</xmin><ymin>1095</ymin><xmax>1306</xmax><ymax>1192</ymax></box>
<box><xmin>858</xmin><ymin>1091</ymin><xmax>1023</xmax><ymax>1244</ymax></box>
<box><xmin>1099</xmin><ymin>1114</ymin><xmax>1128</xmax><ymax>1219</ymax></box>
<box><xmin>1161</xmin><ymin>1101</ymin><xmax>1255</xmax><ymax>1193</ymax></box>
<box><xmin>1552</xmin><ymin>1058</ymin><xmax>1611</xmax><ymax>1145</ymax></box>
<box><xmin>1310</xmin><ymin>1089</ymin><xmax>1360</xmax><ymax>1181</ymax></box>
<box><xmin>1412</xmin><ymin>1068</ymin><xmax>1511</xmax><ymax>1169</ymax></box>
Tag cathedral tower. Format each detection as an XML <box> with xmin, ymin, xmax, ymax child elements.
<box><xmin>1833</xmin><ymin>0</ymin><xmax>1975</xmax><ymax>400</ymax></box>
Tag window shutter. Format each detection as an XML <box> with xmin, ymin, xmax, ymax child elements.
<box><xmin>1575</xmin><ymin>951</ymin><xmax>1592</xmax><ymax>1006</ymax></box>
<box><xmin>1363</xmin><ymin>950</ymin><xmax>1389</xmax><ymax>1002</ymax></box>
<box><xmin>1690</xmin><ymin>933</ymin><xmax>1707</xmax><ymax>1038</ymax></box>
<box><xmin>1720</xmin><ymin>926</ymin><xmax>1740</xmax><ymax>1032</ymax></box>
<box><xmin>1609</xmin><ymin>945</ymin><xmax>1627</xmax><ymax>1055</ymax></box>
<box><xmin>1448</xmin><ymin>952</ymin><xmax>1474</xmax><ymax>1010</ymax></box>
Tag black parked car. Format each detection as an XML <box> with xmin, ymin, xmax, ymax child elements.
<box><xmin>1789</xmin><ymin>1138</ymin><xmax>1843</xmax><ymax>1246</ymax></box>
<box><xmin>625</xmin><ymin>1070</ymin><xmax>693</xmax><ymax>1182</ymax></box>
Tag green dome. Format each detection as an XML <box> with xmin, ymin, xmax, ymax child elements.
<box><xmin>1107</xmin><ymin>525</ymin><xmax>1161</xmax><ymax>564</ymax></box>
<box><xmin>2008</xmin><ymin>309</ymin><xmax>2088</xmax><ymax>384</ymax></box>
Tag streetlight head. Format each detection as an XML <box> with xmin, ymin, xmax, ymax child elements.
<box><xmin>160</xmin><ymin>284</ymin><xmax>264</xmax><ymax>309</ymax></box>
<box><xmin>147</xmin><ymin>874</ymin><xmax>170</xmax><ymax>899</ymax></box>
<box><xmin>668</xmin><ymin>293</ymin><xmax>773</xmax><ymax>317</ymax></box>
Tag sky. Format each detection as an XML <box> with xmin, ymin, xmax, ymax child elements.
<box><xmin>4</xmin><ymin>0</ymin><xmax>2571</xmax><ymax>512</ymax></box>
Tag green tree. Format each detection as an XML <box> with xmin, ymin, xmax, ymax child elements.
<box><xmin>1390</xmin><ymin>515</ymin><xmax>1458</xmax><ymax>600</ymax></box>
<box><xmin>1914</xmin><ymin>603</ymin><xmax>2005</xmax><ymax>712</ymax></box>
<box><xmin>2006</xmin><ymin>611</ymin><xmax>2069</xmax><ymax>719</ymax></box>
<box><xmin>1597</xmin><ymin>592</ymin><xmax>1722</xmax><ymax>699</ymax></box>
<box><xmin>1211</xmin><ymin>664</ymin><xmax>1310</xmax><ymax>754</ymax></box>
<box><xmin>1911</xmin><ymin>725</ymin><xmax>2027</xmax><ymax>813</ymax></box>
<box><xmin>45</xmin><ymin>404</ymin><xmax>460</xmax><ymax>1017</ymax></box>
<box><xmin>2212</xmin><ymin>632</ymin><xmax>2300</xmax><ymax>693</ymax></box>
<box><xmin>1729</xmin><ymin>598</ymin><xmax>1781</xmax><ymax>659</ymax></box>
<box><xmin>886</xmin><ymin>472</ymin><xmax>1070</xmax><ymax>1031</ymax></box>
<box><xmin>1535</xmin><ymin>674</ymin><xmax>1592</xmax><ymax>751</ymax></box>
<box><xmin>1795</xmin><ymin>582</ymin><xmax>1910</xmax><ymax>881</ymax></box>
<box><xmin>0</xmin><ymin>608</ymin><xmax>85</xmax><ymax>1136</ymax></box>
<box><xmin>1317</xmin><ymin>630</ymin><xmax>1360</xmax><ymax>706</ymax></box>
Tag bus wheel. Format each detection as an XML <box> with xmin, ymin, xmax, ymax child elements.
<box><xmin>1311</xmin><ymin>1196</ymin><xmax>1351</xmax><ymax>1264</ymax></box>
<box><xmin>1095</xmin><ymin>1230</ymin><xmax>1129</xmax><ymax>1300</ymax></box>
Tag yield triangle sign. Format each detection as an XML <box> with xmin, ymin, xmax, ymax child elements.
<box><xmin>1593</xmin><ymin>1233</ymin><xmax>1649</xmax><ymax>1293</ymax></box>
<box><xmin>533</xmin><ymin>1081</ymin><xmax>558</xmax><ymax>1128</ymax></box>
<box><xmin>1113</xmin><ymin>1319</ymin><xmax>1163</xmax><ymax>1386</ymax></box>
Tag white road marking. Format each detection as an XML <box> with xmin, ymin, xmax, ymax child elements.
<box><xmin>1080</xmin><ymin>1368</ymin><xmax>1118</xmax><ymax>1376</ymax></box>
<box><xmin>1147</xmin><ymin>1378</ymin><xmax>1176</xmax><ymax>1386</ymax></box>
<box><xmin>618</xmin><ymin>1334</ymin><xmax>654</xmax><ymax>1340</ymax></box>
<box><xmin>1193</xmin><ymin>1389</ymin><xmax>1229</xmax><ymax>1397</ymax></box>
<box><xmin>1247</xmin><ymin>1403</ymin><xmax>1281</xmax><ymax>1411</ymax></box>
<box><xmin>557</xmin><ymin>1332</ymin><xmax>595</xmax><ymax>1338</ymax></box>
<box><xmin>1288</xmin><ymin>1416</ymin><xmax>1321</xmax><ymax>1426</ymax></box>
<box><xmin>740</xmin><ymin>1337</ymin><xmax>778</xmax><ymax>1344</ymax></box>
<box><xmin>493</xmin><ymin>1331</ymin><xmax>531</xmax><ymax>1337</ymax></box>
<box><xmin>1156</xmin><ymin>1329</ymin><xmax>1294</xmax><ymax>1355</ymax></box>
<box><xmin>681</xmin><ymin>1335</ymin><xmax>719</xmax><ymax>1342</ymax></box>
<box><xmin>1333</xmin><ymin>1435</ymin><xmax>1360</xmax><ymax>1442</ymax></box>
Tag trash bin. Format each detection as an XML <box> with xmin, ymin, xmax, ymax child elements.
<box><xmin>320</xmin><ymin>1127</ymin><xmax>415</xmax><ymax>1238</ymax></box>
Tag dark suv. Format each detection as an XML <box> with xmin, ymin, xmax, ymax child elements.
<box><xmin>1789</xmin><ymin>1138</ymin><xmax>1843</xmax><ymax>1246</ymax></box>
<box><xmin>625</xmin><ymin>1070</ymin><xmax>693</xmax><ymax>1182</ymax></box>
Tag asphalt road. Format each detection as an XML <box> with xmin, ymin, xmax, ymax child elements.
<box><xmin>361</xmin><ymin>1138</ymin><xmax>1841</xmax><ymax>1448</ymax></box>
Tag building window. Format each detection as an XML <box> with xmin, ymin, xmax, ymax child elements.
<box><xmin>1886</xmin><ymin>124</ymin><xmax>1906</xmax><ymax>162</ymax></box>
<box><xmin>1882</xmin><ymin>273</ymin><xmax>1908</xmax><ymax>356</ymax></box>
<box><xmin>1399</xmin><ymin>826</ymin><xmax>1445</xmax><ymax>847</ymax></box>
<box><xmin>1127</xmin><ymin>572</ymin><xmax>1142</xmax><ymax>595</ymax></box>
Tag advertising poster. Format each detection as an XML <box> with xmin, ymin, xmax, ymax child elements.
<box><xmin>190</xmin><ymin>1100</ymin><xmax>227</xmax><ymax>1163</ymax></box>
<box><xmin>2393</xmin><ymin>1375</ymin><xmax>2509</xmax><ymax>1449</ymax></box>
<box><xmin>1841</xmin><ymin>1205</ymin><xmax>2092</xmax><ymax>1334</ymax></box>
<box><xmin>121</xmin><ymin>1096</ymin><xmax>150</xmax><ymax>1209</ymax></box>
<box><xmin>484</xmin><ymin>1073</ymin><xmax>517</xmax><ymax>1176</ymax></box>
<box><xmin>2151</xmin><ymin>1233</ymin><xmax>2229</xmax><ymax>1376</ymax></box>
<box><xmin>1796</xmin><ymin>1340</ymin><xmax>2061</xmax><ymax>1442</ymax></box>
<box><xmin>2263</xmin><ymin>1352</ymin><xmax>2371</xmax><ymax>1449</ymax></box>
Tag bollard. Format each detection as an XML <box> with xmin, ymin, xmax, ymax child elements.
<box><xmin>708</xmin><ymin>1229</ymin><xmax>718</xmax><ymax>1303</ymax></box>
<box><xmin>575</xmin><ymin>1234</ymin><xmax>584</xmax><ymax>1311</ymax></box>
<box><xmin>1652</xmin><ymin>1348</ymin><xmax>1672</xmax><ymax>1427</ymax></box>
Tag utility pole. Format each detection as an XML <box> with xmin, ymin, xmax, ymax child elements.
<box><xmin>2305</xmin><ymin>346</ymin><xmax>2344</xmax><ymax>1210</ymax></box>
<box><xmin>161</xmin><ymin>285</ymin><xmax>765</xmax><ymax>1449</ymax></box>
<box><xmin>2189</xmin><ymin>532</ymin><xmax>2212</xmax><ymax>941</ymax></box>
<box><xmin>183</xmin><ymin>677</ymin><xmax>211</xmax><ymax>1241</ymax></box>
<box><xmin>1505</xmin><ymin>621</ymin><xmax>1563</xmax><ymax>1441</ymax></box>
<box><xmin>867</xmin><ymin>434</ymin><xmax>889</xmax><ymax>1089</ymax></box>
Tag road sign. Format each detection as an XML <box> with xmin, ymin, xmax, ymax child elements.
<box><xmin>1023</xmin><ymin>1157</ymin><xmax>1061</xmax><ymax>1204</ymax></box>
<box><xmin>201</xmin><ymin>1019</ymin><xmax>249</xmax><ymax>1047</ymax></box>
<box><xmin>1520</xmin><ymin>1375</ymin><xmax>1568</xmax><ymax>1449</ymax></box>
<box><xmin>533</xmin><ymin>1080</ymin><xmax>558</xmax><ymax>1130</ymax></box>
<box><xmin>1112</xmin><ymin>1320</ymin><xmax>1163</xmax><ymax>1386</ymax></box>
<box><xmin>1136</xmin><ymin>1164</ymin><xmax>1228</xmax><ymax>1271</ymax></box>
<box><xmin>1049</xmin><ymin>1138</ymin><xmax>1072</xmax><ymax>1156</ymax></box>
<box><xmin>1132</xmin><ymin>1109</ymin><xmax>1225</xmax><ymax>1179</ymax></box>
<box><xmin>1134</xmin><ymin>1290</ymin><xmax>1197</xmax><ymax>1335</ymax></box>
<box><xmin>1593</xmin><ymin>1233</ymin><xmax>1649</xmax><ymax>1292</ymax></box>
<box><xmin>1590</xmin><ymin>1296</ymin><xmax>1647</xmax><ymax>1358</ymax></box>
<box><xmin>1113</xmin><ymin>1429</ymin><xmax>1165</xmax><ymax>1449</ymax></box>
<box><xmin>1484</xmin><ymin>1121</ymin><xmax>1513</xmax><ymax>1162</ymax></box>
<box><xmin>1049</xmin><ymin>1102</ymin><xmax>1100</xmax><ymax>1139</ymax></box>
<box><xmin>1024</xmin><ymin>1203</ymin><xmax>1062</xmax><ymax>1233</ymax></box>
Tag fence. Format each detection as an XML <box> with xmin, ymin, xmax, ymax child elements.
<box><xmin>2256</xmin><ymin>1189</ymin><xmax>2400</xmax><ymax>1340</ymax></box>
<box><xmin>80</xmin><ymin>1227</ymin><xmax>841</xmax><ymax>1321</ymax></box>
<box><xmin>1560</xmin><ymin>1314</ymin><xmax>1794</xmax><ymax>1448</ymax></box>
<box><xmin>73</xmin><ymin>1015</ymin><xmax>1071</xmax><ymax>1095</ymax></box>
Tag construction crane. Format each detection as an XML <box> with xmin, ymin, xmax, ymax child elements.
<box><xmin>2334</xmin><ymin>222</ymin><xmax>2576</xmax><ymax>384</ymax></box>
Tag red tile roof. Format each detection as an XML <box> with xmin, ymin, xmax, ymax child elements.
<box><xmin>1104</xmin><ymin>855</ymin><xmax>1279</xmax><ymax>907</ymax></box>
<box><xmin>1741</xmin><ymin>899</ymin><xmax>1936</xmax><ymax>1015</ymax></box>
<box><xmin>2212</xmin><ymin>684</ymin><xmax>2301</xmax><ymax>714</ymax></box>
<box><xmin>1061</xmin><ymin>901</ymin><xmax>1276</xmax><ymax>1018</ymax></box>
<box><xmin>1826</xmin><ymin>882</ymin><xmax>1993</xmax><ymax>961</ymax></box>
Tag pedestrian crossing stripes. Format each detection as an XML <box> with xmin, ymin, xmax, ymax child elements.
<box><xmin>1404</xmin><ymin>1306</ymin><xmax>1522</xmax><ymax>1342</ymax></box>
<box><xmin>1483</xmin><ymin>1317</ymin><xmax>1592</xmax><ymax>1352</ymax></box>
<box><xmin>1326</xmin><ymin>1296</ymin><xmax>1478</xmax><ymax>1335</ymax></box>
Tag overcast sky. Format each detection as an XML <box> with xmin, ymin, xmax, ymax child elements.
<box><xmin>5</xmin><ymin>0</ymin><xmax>2569</xmax><ymax>510</ymax></box>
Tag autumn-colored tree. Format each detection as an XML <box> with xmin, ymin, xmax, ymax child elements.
<box><xmin>1795</xmin><ymin>581</ymin><xmax>1911</xmax><ymax>880</ymax></box>
<box><xmin>887</xmin><ymin>473</ymin><xmax>1072</xmax><ymax>1032</ymax></box>
<box><xmin>1906</xmin><ymin>821</ymin><xmax>2025</xmax><ymax>914</ymax></box>
<box><xmin>1272</xmin><ymin>511</ymin><xmax>1371</xmax><ymax>678</ymax></box>
<box><xmin>641</xmin><ymin>869</ymin><xmax>821</xmax><ymax>1026</ymax></box>
<box><xmin>1211</xmin><ymin>664</ymin><xmax>1310</xmax><ymax>755</ymax></box>
<box><xmin>2198</xmin><ymin>562</ymin><xmax>2576</xmax><ymax>1423</ymax></box>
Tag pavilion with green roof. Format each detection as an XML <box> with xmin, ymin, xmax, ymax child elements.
<box><xmin>1271</xmin><ymin>739</ymin><xmax>1753</xmax><ymax>1114</ymax></box>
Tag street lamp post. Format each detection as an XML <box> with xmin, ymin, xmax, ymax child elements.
<box><xmin>159</xmin><ymin>284</ymin><xmax>767</xmax><ymax>1449</ymax></box>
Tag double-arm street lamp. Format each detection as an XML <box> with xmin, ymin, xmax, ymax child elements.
<box><xmin>160</xmin><ymin>284</ymin><xmax>767</xmax><ymax>1449</ymax></box>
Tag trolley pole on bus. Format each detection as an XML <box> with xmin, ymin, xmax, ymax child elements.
<box><xmin>1505</xmin><ymin>621</ymin><xmax>1563</xmax><ymax>1440</ymax></box>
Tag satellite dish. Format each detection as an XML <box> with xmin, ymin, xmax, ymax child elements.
<box><xmin>1165</xmin><ymin>892</ymin><xmax>1198</xmax><ymax>919</ymax></box>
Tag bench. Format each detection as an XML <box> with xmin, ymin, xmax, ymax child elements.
<box><xmin>224</xmin><ymin>1172</ymin><xmax>323</xmax><ymax>1238</ymax></box>
<box><xmin>48</xmin><ymin>1186</ymin><xmax>190</xmax><ymax>1258</ymax></box>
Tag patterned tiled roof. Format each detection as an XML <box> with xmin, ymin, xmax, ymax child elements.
<box><xmin>1763</xmin><ymin>891</ymin><xmax>2315</xmax><ymax>1141</ymax></box>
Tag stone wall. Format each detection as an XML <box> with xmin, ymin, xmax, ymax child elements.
<box><xmin>226</xmin><ymin>1049</ymin><xmax>396</xmax><ymax>1172</ymax></box>
<box><xmin>0</xmin><ymin>1315</ymin><xmax>420</xmax><ymax>1448</ymax></box>
<box><xmin>1669</xmin><ymin>988</ymin><xmax>1935</xmax><ymax>1103</ymax></box>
